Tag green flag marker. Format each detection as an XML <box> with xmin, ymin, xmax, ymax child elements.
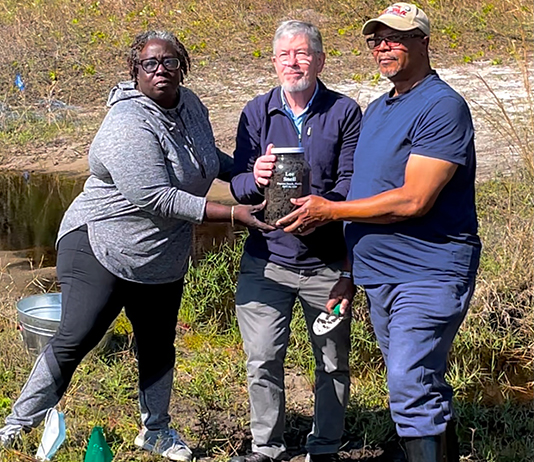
<box><xmin>84</xmin><ymin>426</ymin><xmax>113</xmax><ymax>462</ymax></box>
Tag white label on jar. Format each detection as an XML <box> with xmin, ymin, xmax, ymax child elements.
<box><xmin>277</xmin><ymin>171</ymin><xmax>302</xmax><ymax>189</ymax></box>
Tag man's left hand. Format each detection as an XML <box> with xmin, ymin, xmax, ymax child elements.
<box><xmin>276</xmin><ymin>195</ymin><xmax>334</xmax><ymax>233</ymax></box>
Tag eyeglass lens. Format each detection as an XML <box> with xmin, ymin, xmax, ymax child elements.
<box><xmin>276</xmin><ymin>51</ymin><xmax>313</xmax><ymax>65</ymax></box>
<box><xmin>366</xmin><ymin>34</ymin><xmax>423</xmax><ymax>49</ymax></box>
<box><xmin>139</xmin><ymin>58</ymin><xmax>180</xmax><ymax>73</ymax></box>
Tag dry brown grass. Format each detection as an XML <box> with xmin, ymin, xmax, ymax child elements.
<box><xmin>0</xmin><ymin>0</ymin><xmax>531</xmax><ymax>107</ymax></box>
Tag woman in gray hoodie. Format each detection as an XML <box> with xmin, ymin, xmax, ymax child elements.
<box><xmin>0</xmin><ymin>30</ymin><xmax>271</xmax><ymax>461</ymax></box>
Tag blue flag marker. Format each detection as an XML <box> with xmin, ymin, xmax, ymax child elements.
<box><xmin>15</xmin><ymin>73</ymin><xmax>25</xmax><ymax>91</ymax></box>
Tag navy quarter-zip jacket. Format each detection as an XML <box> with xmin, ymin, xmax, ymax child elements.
<box><xmin>231</xmin><ymin>79</ymin><xmax>362</xmax><ymax>270</ymax></box>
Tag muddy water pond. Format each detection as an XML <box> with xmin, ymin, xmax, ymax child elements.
<box><xmin>0</xmin><ymin>172</ymin><xmax>237</xmax><ymax>268</ymax></box>
<box><xmin>0</xmin><ymin>172</ymin><xmax>83</xmax><ymax>266</ymax></box>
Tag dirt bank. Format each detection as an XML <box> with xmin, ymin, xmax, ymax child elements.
<box><xmin>1</xmin><ymin>59</ymin><xmax>532</xmax><ymax>182</ymax></box>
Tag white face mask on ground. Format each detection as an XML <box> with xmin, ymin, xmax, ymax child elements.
<box><xmin>36</xmin><ymin>408</ymin><xmax>66</xmax><ymax>461</ymax></box>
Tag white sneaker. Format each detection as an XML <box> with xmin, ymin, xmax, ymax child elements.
<box><xmin>134</xmin><ymin>427</ymin><xmax>193</xmax><ymax>461</ymax></box>
<box><xmin>0</xmin><ymin>424</ymin><xmax>23</xmax><ymax>448</ymax></box>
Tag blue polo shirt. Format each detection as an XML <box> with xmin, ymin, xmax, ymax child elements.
<box><xmin>280</xmin><ymin>84</ymin><xmax>319</xmax><ymax>142</ymax></box>
<box><xmin>345</xmin><ymin>72</ymin><xmax>481</xmax><ymax>284</ymax></box>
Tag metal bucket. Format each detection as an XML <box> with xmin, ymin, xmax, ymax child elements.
<box><xmin>16</xmin><ymin>293</ymin><xmax>114</xmax><ymax>357</ymax></box>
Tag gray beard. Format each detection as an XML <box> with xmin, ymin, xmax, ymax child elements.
<box><xmin>378</xmin><ymin>57</ymin><xmax>400</xmax><ymax>79</ymax></box>
<box><xmin>282</xmin><ymin>77</ymin><xmax>311</xmax><ymax>93</ymax></box>
<box><xmin>381</xmin><ymin>68</ymin><xmax>399</xmax><ymax>79</ymax></box>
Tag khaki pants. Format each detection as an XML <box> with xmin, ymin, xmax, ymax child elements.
<box><xmin>235</xmin><ymin>252</ymin><xmax>351</xmax><ymax>459</ymax></box>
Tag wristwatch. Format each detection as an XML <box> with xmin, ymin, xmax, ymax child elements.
<box><xmin>339</xmin><ymin>271</ymin><xmax>352</xmax><ymax>279</ymax></box>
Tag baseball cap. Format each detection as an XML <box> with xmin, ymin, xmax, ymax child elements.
<box><xmin>362</xmin><ymin>3</ymin><xmax>430</xmax><ymax>36</ymax></box>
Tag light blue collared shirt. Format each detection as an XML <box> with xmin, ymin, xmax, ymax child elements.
<box><xmin>280</xmin><ymin>83</ymin><xmax>319</xmax><ymax>145</ymax></box>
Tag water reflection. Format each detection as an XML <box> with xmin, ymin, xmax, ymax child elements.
<box><xmin>0</xmin><ymin>172</ymin><xmax>239</xmax><ymax>268</ymax></box>
<box><xmin>0</xmin><ymin>172</ymin><xmax>85</xmax><ymax>266</ymax></box>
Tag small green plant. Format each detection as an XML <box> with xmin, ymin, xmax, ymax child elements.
<box><xmin>89</xmin><ymin>30</ymin><xmax>107</xmax><ymax>44</ymax></box>
<box><xmin>88</xmin><ymin>1</ymin><xmax>101</xmax><ymax>15</ymax></box>
<box><xmin>190</xmin><ymin>40</ymin><xmax>207</xmax><ymax>52</ymax></box>
<box><xmin>442</xmin><ymin>24</ymin><xmax>459</xmax><ymax>49</ymax></box>
<box><xmin>83</xmin><ymin>64</ymin><xmax>96</xmax><ymax>76</ymax></box>
<box><xmin>370</xmin><ymin>72</ymin><xmax>381</xmax><ymax>85</ymax></box>
<box><xmin>0</xmin><ymin>397</ymin><xmax>11</xmax><ymax>409</ymax></box>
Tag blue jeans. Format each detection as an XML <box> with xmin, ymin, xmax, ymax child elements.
<box><xmin>364</xmin><ymin>278</ymin><xmax>475</xmax><ymax>438</ymax></box>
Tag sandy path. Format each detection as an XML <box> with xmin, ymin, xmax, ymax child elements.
<box><xmin>343</xmin><ymin>61</ymin><xmax>533</xmax><ymax>180</ymax></box>
<box><xmin>0</xmin><ymin>59</ymin><xmax>531</xmax><ymax>200</ymax></box>
<box><xmin>199</xmin><ymin>59</ymin><xmax>532</xmax><ymax>204</ymax></box>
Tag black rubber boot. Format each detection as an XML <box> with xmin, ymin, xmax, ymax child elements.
<box><xmin>404</xmin><ymin>422</ymin><xmax>459</xmax><ymax>462</ymax></box>
<box><xmin>443</xmin><ymin>421</ymin><xmax>459</xmax><ymax>462</ymax></box>
<box><xmin>404</xmin><ymin>435</ymin><xmax>443</xmax><ymax>462</ymax></box>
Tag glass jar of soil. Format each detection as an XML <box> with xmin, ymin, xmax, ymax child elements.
<box><xmin>264</xmin><ymin>147</ymin><xmax>311</xmax><ymax>226</ymax></box>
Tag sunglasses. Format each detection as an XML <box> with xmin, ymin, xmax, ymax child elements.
<box><xmin>366</xmin><ymin>33</ymin><xmax>426</xmax><ymax>50</ymax></box>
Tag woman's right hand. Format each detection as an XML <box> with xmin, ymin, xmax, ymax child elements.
<box><xmin>234</xmin><ymin>203</ymin><xmax>275</xmax><ymax>232</ymax></box>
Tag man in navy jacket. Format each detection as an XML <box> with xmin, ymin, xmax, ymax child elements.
<box><xmin>230</xmin><ymin>20</ymin><xmax>362</xmax><ymax>462</ymax></box>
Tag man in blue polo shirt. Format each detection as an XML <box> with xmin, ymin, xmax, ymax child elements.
<box><xmin>230</xmin><ymin>20</ymin><xmax>362</xmax><ymax>462</ymax></box>
<box><xmin>278</xmin><ymin>4</ymin><xmax>480</xmax><ymax>462</ymax></box>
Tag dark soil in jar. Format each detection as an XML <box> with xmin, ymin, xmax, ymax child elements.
<box><xmin>264</xmin><ymin>154</ymin><xmax>311</xmax><ymax>225</ymax></box>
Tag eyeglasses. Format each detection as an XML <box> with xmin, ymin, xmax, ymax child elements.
<box><xmin>275</xmin><ymin>50</ymin><xmax>315</xmax><ymax>66</ymax></box>
<box><xmin>366</xmin><ymin>33</ymin><xmax>425</xmax><ymax>50</ymax></box>
<box><xmin>137</xmin><ymin>57</ymin><xmax>180</xmax><ymax>73</ymax></box>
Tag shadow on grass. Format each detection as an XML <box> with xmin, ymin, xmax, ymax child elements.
<box><xmin>343</xmin><ymin>399</ymin><xmax>534</xmax><ymax>462</ymax></box>
<box><xmin>205</xmin><ymin>401</ymin><xmax>534</xmax><ymax>462</ymax></box>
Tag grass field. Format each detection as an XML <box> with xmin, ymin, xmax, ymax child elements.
<box><xmin>0</xmin><ymin>0</ymin><xmax>533</xmax><ymax>461</ymax></box>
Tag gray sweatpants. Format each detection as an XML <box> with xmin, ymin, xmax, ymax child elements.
<box><xmin>235</xmin><ymin>253</ymin><xmax>351</xmax><ymax>459</ymax></box>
